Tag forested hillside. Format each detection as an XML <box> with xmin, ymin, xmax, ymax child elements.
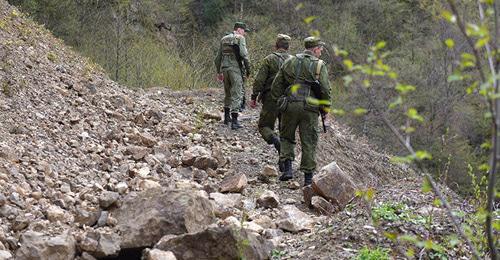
<box><xmin>1</xmin><ymin>0</ymin><xmax>499</xmax><ymax>259</ymax></box>
<box><xmin>8</xmin><ymin>0</ymin><xmax>491</xmax><ymax>194</ymax></box>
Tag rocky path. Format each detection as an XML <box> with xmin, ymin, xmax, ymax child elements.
<box><xmin>0</xmin><ymin>1</ymin><xmax>474</xmax><ymax>259</ymax></box>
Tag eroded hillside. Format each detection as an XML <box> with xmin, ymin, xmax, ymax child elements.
<box><xmin>0</xmin><ymin>1</ymin><xmax>474</xmax><ymax>259</ymax></box>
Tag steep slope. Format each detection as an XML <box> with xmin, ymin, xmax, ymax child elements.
<box><xmin>0</xmin><ymin>1</ymin><xmax>473</xmax><ymax>259</ymax></box>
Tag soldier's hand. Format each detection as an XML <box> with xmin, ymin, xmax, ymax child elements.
<box><xmin>249</xmin><ymin>99</ymin><xmax>257</xmax><ymax>109</ymax></box>
<box><xmin>216</xmin><ymin>73</ymin><xmax>224</xmax><ymax>83</ymax></box>
<box><xmin>323</xmin><ymin>113</ymin><xmax>332</xmax><ymax>130</ymax></box>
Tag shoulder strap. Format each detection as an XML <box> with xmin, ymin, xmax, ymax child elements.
<box><xmin>315</xmin><ymin>60</ymin><xmax>324</xmax><ymax>80</ymax></box>
<box><xmin>294</xmin><ymin>55</ymin><xmax>304</xmax><ymax>83</ymax></box>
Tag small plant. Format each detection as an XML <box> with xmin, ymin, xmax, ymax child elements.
<box><xmin>47</xmin><ymin>52</ymin><xmax>57</xmax><ymax>62</ymax></box>
<box><xmin>372</xmin><ymin>202</ymin><xmax>425</xmax><ymax>224</ymax></box>
<box><xmin>355</xmin><ymin>246</ymin><xmax>390</xmax><ymax>260</ymax></box>
<box><xmin>271</xmin><ymin>249</ymin><xmax>287</xmax><ymax>260</ymax></box>
<box><xmin>1</xmin><ymin>82</ymin><xmax>12</xmax><ymax>97</ymax></box>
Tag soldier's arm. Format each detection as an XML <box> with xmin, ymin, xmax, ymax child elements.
<box><xmin>214</xmin><ymin>43</ymin><xmax>222</xmax><ymax>74</ymax></box>
<box><xmin>239</xmin><ymin>37</ymin><xmax>251</xmax><ymax>76</ymax></box>
<box><xmin>252</xmin><ymin>57</ymin><xmax>270</xmax><ymax>100</ymax></box>
<box><xmin>319</xmin><ymin>64</ymin><xmax>332</xmax><ymax>111</ymax></box>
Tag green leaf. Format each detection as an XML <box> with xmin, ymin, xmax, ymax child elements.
<box><xmin>447</xmin><ymin>74</ymin><xmax>463</xmax><ymax>82</ymax></box>
<box><xmin>390</xmin><ymin>155</ymin><xmax>414</xmax><ymax>164</ymax></box>
<box><xmin>363</xmin><ymin>79</ymin><xmax>370</xmax><ymax>88</ymax></box>
<box><xmin>388</xmin><ymin>96</ymin><xmax>403</xmax><ymax>109</ymax></box>
<box><xmin>466</xmin><ymin>82</ymin><xmax>479</xmax><ymax>94</ymax></box>
<box><xmin>395</xmin><ymin>83</ymin><xmax>416</xmax><ymax>95</ymax></box>
<box><xmin>401</xmin><ymin>125</ymin><xmax>415</xmax><ymax>134</ymax></box>
<box><xmin>444</xmin><ymin>38</ymin><xmax>455</xmax><ymax>48</ymax></box>
<box><xmin>353</xmin><ymin>108</ymin><xmax>368</xmax><ymax>116</ymax></box>
<box><xmin>481</xmin><ymin>141</ymin><xmax>492</xmax><ymax>150</ymax></box>
<box><xmin>493</xmin><ymin>219</ymin><xmax>500</xmax><ymax>230</ymax></box>
<box><xmin>331</xmin><ymin>109</ymin><xmax>345</xmax><ymax>116</ymax></box>
<box><xmin>375</xmin><ymin>41</ymin><xmax>386</xmax><ymax>50</ymax></box>
<box><xmin>433</xmin><ymin>199</ymin><xmax>442</xmax><ymax>207</ymax></box>
<box><xmin>422</xmin><ymin>178</ymin><xmax>432</xmax><ymax>193</ymax></box>
<box><xmin>388</xmin><ymin>71</ymin><xmax>398</xmax><ymax>79</ymax></box>
<box><xmin>478</xmin><ymin>163</ymin><xmax>490</xmax><ymax>172</ymax></box>
<box><xmin>290</xmin><ymin>84</ymin><xmax>301</xmax><ymax>94</ymax></box>
<box><xmin>310</xmin><ymin>29</ymin><xmax>321</xmax><ymax>37</ymax></box>
<box><xmin>303</xmin><ymin>16</ymin><xmax>318</xmax><ymax>24</ymax></box>
<box><xmin>343</xmin><ymin>59</ymin><xmax>353</xmax><ymax>70</ymax></box>
<box><xmin>365</xmin><ymin>188</ymin><xmax>375</xmax><ymax>201</ymax></box>
<box><xmin>333</xmin><ymin>46</ymin><xmax>349</xmax><ymax>57</ymax></box>
<box><xmin>415</xmin><ymin>150</ymin><xmax>432</xmax><ymax>160</ymax></box>
<box><xmin>343</xmin><ymin>75</ymin><xmax>353</xmax><ymax>86</ymax></box>
<box><xmin>295</xmin><ymin>3</ymin><xmax>304</xmax><ymax>11</ymax></box>
<box><xmin>441</xmin><ymin>10</ymin><xmax>456</xmax><ymax>23</ymax></box>
<box><xmin>384</xmin><ymin>232</ymin><xmax>398</xmax><ymax>241</ymax></box>
<box><xmin>406</xmin><ymin>108</ymin><xmax>424</xmax><ymax>122</ymax></box>
<box><xmin>475</xmin><ymin>36</ymin><xmax>490</xmax><ymax>49</ymax></box>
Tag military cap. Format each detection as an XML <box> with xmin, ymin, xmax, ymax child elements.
<box><xmin>234</xmin><ymin>22</ymin><xmax>250</xmax><ymax>32</ymax></box>
<box><xmin>276</xmin><ymin>34</ymin><xmax>291</xmax><ymax>44</ymax></box>
<box><xmin>304</xmin><ymin>36</ymin><xmax>325</xmax><ymax>49</ymax></box>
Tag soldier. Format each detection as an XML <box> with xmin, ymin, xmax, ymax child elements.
<box><xmin>214</xmin><ymin>22</ymin><xmax>251</xmax><ymax>130</ymax></box>
<box><xmin>250</xmin><ymin>34</ymin><xmax>292</xmax><ymax>153</ymax></box>
<box><xmin>270</xmin><ymin>36</ymin><xmax>331</xmax><ymax>186</ymax></box>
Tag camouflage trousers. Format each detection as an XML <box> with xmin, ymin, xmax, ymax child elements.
<box><xmin>258</xmin><ymin>94</ymin><xmax>280</xmax><ymax>143</ymax></box>
<box><xmin>279</xmin><ymin>101</ymin><xmax>319</xmax><ymax>172</ymax></box>
<box><xmin>223</xmin><ymin>69</ymin><xmax>243</xmax><ymax>113</ymax></box>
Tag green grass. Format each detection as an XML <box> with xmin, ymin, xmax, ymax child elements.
<box><xmin>355</xmin><ymin>246</ymin><xmax>390</xmax><ymax>260</ymax></box>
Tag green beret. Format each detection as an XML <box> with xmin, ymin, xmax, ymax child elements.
<box><xmin>234</xmin><ymin>22</ymin><xmax>250</xmax><ymax>32</ymax></box>
<box><xmin>304</xmin><ymin>36</ymin><xmax>324</xmax><ymax>49</ymax></box>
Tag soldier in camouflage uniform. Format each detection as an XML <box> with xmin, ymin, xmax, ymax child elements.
<box><xmin>214</xmin><ymin>22</ymin><xmax>251</xmax><ymax>130</ymax></box>
<box><xmin>270</xmin><ymin>36</ymin><xmax>331</xmax><ymax>186</ymax></box>
<box><xmin>250</xmin><ymin>34</ymin><xmax>292</xmax><ymax>153</ymax></box>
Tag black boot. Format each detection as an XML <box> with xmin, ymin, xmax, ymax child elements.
<box><xmin>223</xmin><ymin>107</ymin><xmax>231</xmax><ymax>125</ymax></box>
<box><xmin>279</xmin><ymin>160</ymin><xmax>293</xmax><ymax>181</ymax></box>
<box><xmin>231</xmin><ymin>113</ymin><xmax>242</xmax><ymax>130</ymax></box>
<box><xmin>304</xmin><ymin>172</ymin><xmax>314</xmax><ymax>186</ymax></box>
<box><xmin>270</xmin><ymin>136</ymin><xmax>280</xmax><ymax>153</ymax></box>
<box><xmin>278</xmin><ymin>160</ymin><xmax>285</xmax><ymax>173</ymax></box>
<box><xmin>240</xmin><ymin>95</ymin><xmax>246</xmax><ymax>112</ymax></box>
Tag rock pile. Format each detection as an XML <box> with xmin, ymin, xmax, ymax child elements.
<box><xmin>0</xmin><ymin>0</ymin><xmax>470</xmax><ymax>259</ymax></box>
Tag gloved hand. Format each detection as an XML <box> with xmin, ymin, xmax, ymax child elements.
<box><xmin>216</xmin><ymin>73</ymin><xmax>224</xmax><ymax>83</ymax></box>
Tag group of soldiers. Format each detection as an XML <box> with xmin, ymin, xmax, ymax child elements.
<box><xmin>215</xmin><ymin>22</ymin><xmax>331</xmax><ymax>186</ymax></box>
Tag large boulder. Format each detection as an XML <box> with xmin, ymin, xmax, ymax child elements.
<box><xmin>15</xmin><ymin>231</ymin><xmax>76</xmax><ymax>260</ymax></box>
<box><xmin>312</xmin><ymin>162</ymin><xmax>357</xmax><ymax>208</ymax></box>
<box><xmin>78</xmin><ymin>230</ymin><xmax>121</xmax><ymax>258</ymax></box>
<box><xmin>155</xmin><ymin>226</ymin><xmax>272</xmax><ymax>260</ymax></box>
<box><xmin>256</xmin><ymin>190</ymin><xmax>280</xmax><ymax>209</ymax></box>
<box><xmin>181</xmin><ymin>146</ymin><xmax>211</xmax><ymax>167</ymax></box>
<box><xmin>220</xmin><ymin>174</ymin><xmax>247</xmax><ymax>193</ymax></box>
<box><xmin>143</xmin><ymin>249</ymin><xmax>177</xmax><ymax>260</ymax></box>
<box><xmin>0</xmin><ymin>250</ymin><xmax>12</xmax><ymax>260</ymax></box>
<box><xmin>276</xmin><ymin>205</ymin><xmax>314</xmax><ymax>233</ymax></box>
<box><xmin>111</xmin><ymin>188</ymin><xmax>215</xmax><ymax>249</ymax></box>
<box><xmin>209</xmin><ymin>192</ymin><xmax>242</xmax><ymax>218</ymax></box>
<box><xmin>311</xmin><ymin>196</ymin><xmax>337</xmax><ymax>215</ymax></box>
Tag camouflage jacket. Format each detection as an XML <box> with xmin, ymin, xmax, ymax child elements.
<box><xmin>270</xmin><ymin>50</ymin><xmax>331</xmax><ymax>111</ymax></box>
<box><xmin>251</xmin><ymin>50</ymin><xmax>290</xmax><ymax>99</ymax></box>
<box><xmin>214</xmin><ymin>32</ymin><xmax>250</xmax><ymax>74</ymax></box>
